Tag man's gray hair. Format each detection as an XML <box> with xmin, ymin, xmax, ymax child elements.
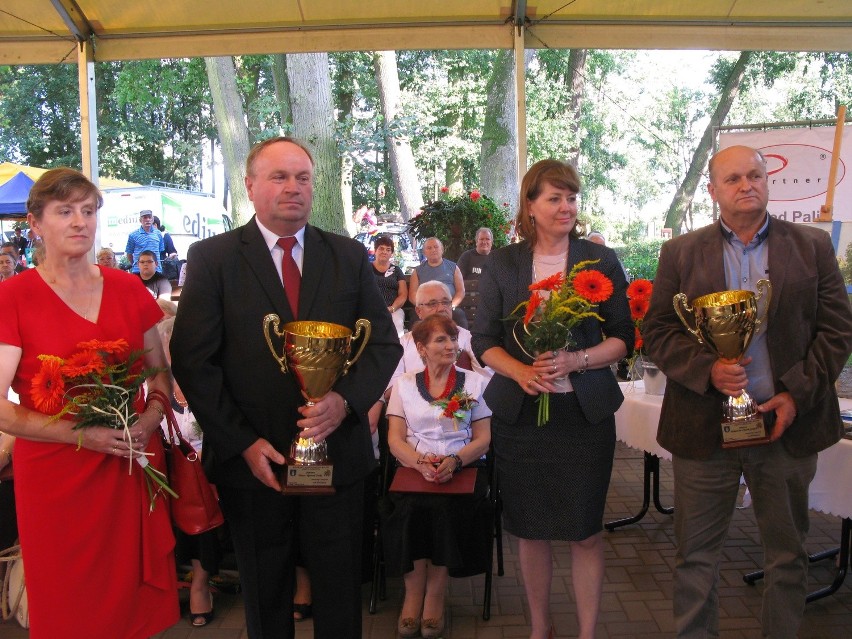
<box><xmin>416</xmin><ymin>280</ymin><xmax>452</xmax><ymax>304</ymax></box>
<box><xmin>476</xmin><ymin>227</ymin><xmax>493</xmax><ymax>240</ymax></box>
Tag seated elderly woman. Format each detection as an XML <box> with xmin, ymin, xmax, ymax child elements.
<box><xmin>382</xmin><ymin>314</ymin><xmax>492</xmax><ymax>639</ymax></box>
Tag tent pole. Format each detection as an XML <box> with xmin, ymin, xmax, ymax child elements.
<box><xmin>78</xmin><ymin>38</ymin><xmax>99</xmax><ymax>186</ymax></box>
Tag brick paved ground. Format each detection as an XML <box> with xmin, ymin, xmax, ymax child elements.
<box><xmin>2</xmin><ymin>441</ymin><xmax>849</xmax><ymax>638</ymax></box>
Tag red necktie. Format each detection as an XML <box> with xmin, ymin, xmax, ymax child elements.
<box><xmin>277</xmin><ymin>236</ymin><xmax>300</xmax><ymax>317</ymax></box>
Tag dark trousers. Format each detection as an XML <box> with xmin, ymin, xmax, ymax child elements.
<box><xmin>219</xmin><ymin>480</ymin><xmax>365</xmax><ymax>639</ymax></box>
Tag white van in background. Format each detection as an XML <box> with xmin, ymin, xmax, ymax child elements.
<box><xmin>99</xmin><ymin>184</ymin><xmax>233</xmax><ymax>259</ymax></box>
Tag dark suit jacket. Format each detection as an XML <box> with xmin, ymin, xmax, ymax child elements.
<box><xmin>471</xmin><ymin>238</ymin><xmax>634</xmax><ymax>425</ymax></box>
<box><xmin>643</xmin><ymin>217</ymin><xmax>852</xmax><ymax>459</ymax></box>
<box><xmin>171</xmin><ymin>218</ymin><xmax>402</xmax><ymax>488</ymax></box>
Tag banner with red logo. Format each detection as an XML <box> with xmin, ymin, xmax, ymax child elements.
<box><xmin>719</xmin><ymin>126</ymin><xmax>851</xmax><ymax>222</ymax></box>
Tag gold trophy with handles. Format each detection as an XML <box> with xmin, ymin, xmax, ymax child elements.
<box><xmin>263</xmin><ymin>317</ymin><xmax>371</xmax><ymax>493</ymax></box>
<box><xmin>673</xmin><ymin>280</ymin><xmax>772</xmax><ymax>448</ymax></box>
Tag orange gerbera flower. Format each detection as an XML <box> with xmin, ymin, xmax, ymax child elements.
<box><xmin>60</xmin><ymin>350</ymin><xmax>107</xmax><ymax>379</ymax></box>
<box><xmin>629</xmin><ymin>297</ymin><xmax>650</xmax><ymax>321</ymax></box>
<box><xmin>529</xmin><ymin>272</ymin><xmax>564</xmax><ymax>292</ymax></box>
<box><xmin>627</xmin><ymin>278</ymin><xmax>653</xmax><ymax>301</ymax></box>
<box><xmin>572</xmin><ymin>270</ymin><xmax>613</xmax><ymax>303</ymax></box>
<box><xmin>523</xmin><ymin>291</ymin><xmax>543</xmax><ymax>325</ymax></box>
<box><xmin>75</xmin><ymin>338</ymin><xmax>129</xmax><ymax>356</ymax></box>
<box><xmin>31</xmin><ymin>356</ymin><xmax>66</xmax><ymax>413</ymax></box>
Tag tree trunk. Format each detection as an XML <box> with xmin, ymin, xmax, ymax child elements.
<box><xmin>565</xmin><ymin>49</ymin><xmax>588</xmax><ymax>169</ymax></box>
<box><xmin>663</xmin><ymin>51</ymin><xmax>754</xmax><ymax>235</ymax></box>
<box><xmin>480</xmin><ymin>49</ymin><xmax>518</xmax><ymax>220</ymax></box>
<box><xmin>286</xmin><ymin>53</ymin><xmax>346</xmax><ymax>235</ymax></box>
<box><xmin>205</xmin><ymin>56</ymin><xmax>252</xmax><ymax>227</ymax></box>
<box><xmin>374</xmin><ymin>51</ymin><xmax>423</xmax><ymax>222</ymax></box>
<box><xmin>270</xmin><ymin>54</ymin><xmax>292</xmax><ymax>127</ymax></box>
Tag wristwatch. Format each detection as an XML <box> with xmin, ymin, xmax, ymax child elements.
<box><xmin>448</xmin><ymin>453</ymin><xmax>463</xmax><ymax>473</ymax></box>
<box><xmin>342</xmin><ymin>398</ymin><xmax>353</xmax><ymax>416</ymax></box>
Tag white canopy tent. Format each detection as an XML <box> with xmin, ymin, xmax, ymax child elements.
<box><xmin>1</xmin><ymin>1</ymin><xmax>851</xmax><ymax>182</ymax></box>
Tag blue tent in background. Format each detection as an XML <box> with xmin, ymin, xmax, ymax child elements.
<box><xmin>0</xmin><ymin>171</ymin><xmax>34</xmax><ymax>217</ymax></box>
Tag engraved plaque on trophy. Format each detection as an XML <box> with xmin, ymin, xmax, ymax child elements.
<box><xmin>263</xmin><ymin>317</ymin><xmax>371</xmax><ymax>493</ymax></box>
<box><xmin>673</xmin><ymin>280</ymin><xmax>772</xmax><ymax>448</ymax></box>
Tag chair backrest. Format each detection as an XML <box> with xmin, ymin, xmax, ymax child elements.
<box><xmin>459</xmin><ymin>278</ymin><xmax>480</xmax><ymax>326</ymax></box>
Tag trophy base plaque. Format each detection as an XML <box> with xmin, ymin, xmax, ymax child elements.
<box><xmin>277</xmin><ymin>460</ymin><xmax>336</xmax><ymax>495</ymax></box>
<box><xmin>721</xmin><ymin>416</ymin><xmax>771</xmax><ymax>449</ymax></box>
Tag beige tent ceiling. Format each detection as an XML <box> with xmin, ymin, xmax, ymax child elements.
<box><xmin>2</xmin><ymin>0</ymin><xmax>851</xmax><ymax>65</ymax></box>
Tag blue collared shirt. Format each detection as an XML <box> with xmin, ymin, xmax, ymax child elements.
<box><xmin>720</xmin><ymin>215</ymin><xmax>774</xmax><ymax>403</ymax></box>
<box><xmin>126</xmin><ymin>227</ymin><xmax>165</xmax><ymax>273</ymax></box>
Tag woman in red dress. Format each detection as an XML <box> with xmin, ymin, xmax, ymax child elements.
<box><xmin>0</xmin><ymin>168</ymin><xmax>179</xmax><ymax>638</ymax></box>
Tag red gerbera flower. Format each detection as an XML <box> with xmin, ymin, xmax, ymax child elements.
<box><xmin>469</xmin><ymin>189</ymin><xmax>481</xmax><ymax>202</ymax></box>
<box><xmin>444</xmin><ymin>399</ymin><xmax>461</xmax><ymax>417</ymax></box>
<box><xmin>440</xmin><ymin>186</ymin><xmax>449</xmax><ymax>193</ymax></box>
<box><xmin>75</xmin><ymin>338</ymin><xmax>129</xmax><ymax>356</ymax></box>
<box><xmin>627</xmin><ymin>279</ymin><xmax>653</xmax><ymax>301</ymax></box>
<box><xmin>31</xmin><ymin>356</ymin><xmax>66</xmax><ymax>413</ymax></box>
<box><xmin>572</xmin><ymin>270</ymin><xmax>614</xmax><ymax>303</ymax></box>
<box><xmin>529</xmin><ymin>272</ymin><xmax>564</xmax><ymax>292</ymax></box>
<box><xmin>523</xmin><ymin>291</ymin><xmax>543</xmax><ymax>325</ymax></box>
<box><xmin>629</xmin><ymin>297</ymin><xmax>650</xmax><ymax>321</ymax></box>
<box><xmin>60</xmin><ymin>350</ymin><xmax>107</xmax><ymax>379</ymax></box>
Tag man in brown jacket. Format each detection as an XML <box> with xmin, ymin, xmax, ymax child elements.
<box><xmin>644</xmin><ymin>145</ymin><xmax>852</xmax><ymax>639</ymax></box>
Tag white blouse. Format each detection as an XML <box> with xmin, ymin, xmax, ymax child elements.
<box><xmin>386</xmin><ymin>367</ymin><xmax>491</xmax><ymax>458</ymax></box>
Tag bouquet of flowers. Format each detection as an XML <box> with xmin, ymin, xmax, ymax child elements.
<box><xmin>626</xmin><ymin>279</ymin><xmax>654</xmax><ymax>375</ymax></box>
<box><xmin>30</xmin><ymin>338</ymin><xmax>176</xmax><ymax>510</ymax></box>
<box><xmin>509</xmin><ymin>259</ymin><xmax>614</xmax><ymax>425</ymax></box>
<box><xmin>432</xmin><ymin>388</ymin><xmax>479</xmax><ymax>431</ymax></box>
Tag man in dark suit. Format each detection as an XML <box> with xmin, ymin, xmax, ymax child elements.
<box><xmin>171</xmin><ymin>137</ymin><xmax>401</xmax><ymax>639</ymax></box>
<box><xmin>643</xmin><ymin>145</ymin><xmax>852</xmax><ymax>639</ymax></box>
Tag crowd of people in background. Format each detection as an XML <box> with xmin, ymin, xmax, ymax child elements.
<box><xmin>0</xmin><ymin>140</ymin><xmax>849</xmax><ymax>639</ymax></box>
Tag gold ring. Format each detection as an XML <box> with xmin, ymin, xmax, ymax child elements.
<box><xmin>527</xmin><ymin>378</ymin><xmax>535</xmax><ymax>387</ymax></box>
<box><xmin>552</xmin><ymin>364</ymin><xmax>557</xmax><ymax>373</ymax></box>
<box><xmin>534</xmin><ymin>374</ymin><xmax>541</xmax><ymax>381</ymax></box>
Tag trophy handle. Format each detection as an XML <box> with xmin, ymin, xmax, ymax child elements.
<box><xmin>262</xmin><ymin>313</ymin><xmax>289</xmax><ymax>374</ymax></box>
<box><xmin>753</xmin><ymin>278</ymin><xmax>772</xmax><ymax>330</ymax></box>
<box><xmin>673</xmin><ymin>293</ymin><xmax>704</xmax><ymax>344</ymax></box>
<box><xmin>341</xmin><ymin>318</ymin><xmax>372</xmax><ymax>375</ymax></box>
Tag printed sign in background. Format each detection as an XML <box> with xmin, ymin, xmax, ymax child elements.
<box><xmin>719</xmin><ymin>127</ymin><xmax>851</xmax><ymax>223</ymax></box>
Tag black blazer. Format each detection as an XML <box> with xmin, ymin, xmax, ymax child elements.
<box><xmin>472</xmin><ymin>238</ymin><xmax>633</xmax><ymax>425</ymax></box>
<box><xmin>171</xmin><ymin>218</ymin><xmax>402</xmax><ymax>488</ymax></box>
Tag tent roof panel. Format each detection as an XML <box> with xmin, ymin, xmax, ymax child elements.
<box><xmin>1</xmin><ymin>1</ymin><xmax>851</xmax><ymax>65</ymax></box>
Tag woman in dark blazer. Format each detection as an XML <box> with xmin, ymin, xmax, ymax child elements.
<box><xmin>472</xmin><ymin>160</ymin><xmax>632</xmax><ymax>639</ymax></box>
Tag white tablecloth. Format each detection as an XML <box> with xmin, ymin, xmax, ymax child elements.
<box><xmin>614</xmin><ymin>382</ymin><xmax>852</xmax><ymax>519</ymax></box>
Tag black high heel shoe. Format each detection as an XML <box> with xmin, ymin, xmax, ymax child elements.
<box><xmin>293</xmin><ymin>603</ymin><xmax>313</xmax><ymax>621</ymax></box>
<box><xmin>190</xmin><ymin>593</ymin><xmax>214</xmax><ymax>627</ymax></box>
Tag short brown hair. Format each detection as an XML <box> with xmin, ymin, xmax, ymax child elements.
<box><xmin>27</xmin><ymin>168</ymin><xmax>103</xmax><ymax>220</ymax></box>
<box><xmin>373</xmin><ymin>234</ymin><xmax>394</xmax><ymax>251</ymax></box>
<box><xmin>245</xmin><ymin>137</ymin><xmax>314</xmax><ymax>177</ymax></box>
<box><xmin>411</xmin><ymin>314</ymin><xmax>459</xmax><ymax>348</ymax></box>
<box><xmin>516</xmin><ymin>160</ymin><xmax>582</xmax><ymax>246</ymax></box>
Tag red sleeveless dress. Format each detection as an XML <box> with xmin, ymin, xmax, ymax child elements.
<box><xmin>0</xmin><ymin>267</ymin><xmax>179</xmax><ymax>638</ymax></box>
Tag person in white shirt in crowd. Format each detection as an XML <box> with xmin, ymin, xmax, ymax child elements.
<box><xmin>368</xmin><ymin>280</ymin><xmax>491</xmax><ymax>434</ymax></box>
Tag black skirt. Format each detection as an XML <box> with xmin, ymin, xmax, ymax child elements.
<box><xmin>379</xmin><ymin>466</ymin><xmax>493</xmax><ymax>578</ymax></box>
<box><xmin>492</xmin><ymin>391</ymin><xmax>615</xmax><ymax>541</ymax></box>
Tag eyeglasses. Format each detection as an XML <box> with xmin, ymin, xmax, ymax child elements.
<box><xmin>418</xmin><ymin>299</ymin><xmax>452</xmax><ymax>309</ymax></box>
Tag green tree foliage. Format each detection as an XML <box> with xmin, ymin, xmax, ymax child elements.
<box><xmin>0</xmin><ymin>64</ymin><xmax>81</xmax><ymax>167</ymax></box>
<box><xmin>613</xmin><ymin>239</ymin><xmax>666</xmax><ymax>281</ymax></box>
<box><xmin>98</xmin><ymin>59</ymin><xmax>215</xmax><ymax>186</ymax></box>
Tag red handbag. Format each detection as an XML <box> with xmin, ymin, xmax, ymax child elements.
<box><xmin>148</xmin><ymin>389</ymin><xmax>224</xmax><ymax>535</ymax></box>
